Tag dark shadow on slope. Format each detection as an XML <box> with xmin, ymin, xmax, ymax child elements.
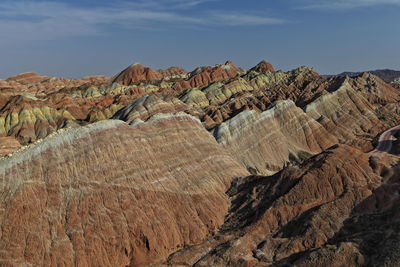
<box><xmin>219</xmin><ymin>169</ymin><xmax>300</xmax><ymax>233</ymax></box>
<box><xmin>220</xmin><ymin>149</ymin><xmax>335</xmax><ymax>234</ymax></box>
<box><xmin>321</xmin><ymin>165</ymin><xmax>400</xmax><ymax>266</ymax></box>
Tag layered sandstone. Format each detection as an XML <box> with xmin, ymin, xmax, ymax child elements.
<box><xmin>1</xmin><ymin>73</ymin><xmax>109</xmax><ymax>96</ymax></box>
<box><xmin>5</xmin><ymin>72</ymin><xmax>49</xmax><ymax>84</ymax></box>
<box><xmin>0</xmin><ymin>95</ymin><xmax>76</xmax><ymax>144</ymax></box>
<box><xmin>112</xmin><ymin>63</ymin><xmax>163</xmax><ymax>85</ymax></box>
<box><xmin>211</xmin><ymin>100</ymin><xmax>338</xmax><ymax>175</ymax></box>
<box><xmin>112</xmin><ymin>94</ymin><xmax>188</xmax><ymax>124</ymax></box>
<box><xmin>167</xmin><ymin>145</ymin><xmax>388</xmax><ymax>266</ymax></box>
<box><xmin>0</xmin><ymin>114</ymin><xmax>248</xmax><ymax>266</ymax></box>
<box><xmin>305</xmin><ymin>78</ymin><xmax>392</xmax><ymax>150</ymax></box>
<box><xmin>173</xmin><ymin>61</ymin><xmax>245</xmax><ymax>92</ymax></box>
<box><xmin>249</xmin><ymin>60</ymin><xmax>275</xmax><ymax>73</ymax></box>
<box><xmin>1</xmin><ymin>60</ymin><xmax>399</xmax><ymax>267</ymax></box>
<box><xmin>0</xmin><ymin>136</ymin><xmax>21</xmax><ymax>157</ymax></box>
<box><xmin>112</xmin><ymin>64</ymin><xmax>188</xmax><ymax>86</ymax></box>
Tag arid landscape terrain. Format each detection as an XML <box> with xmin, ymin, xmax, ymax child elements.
<box><xmin>0</xmin><ymin>60</ymin><xmax>399</xmax><ymax>266</ymax></box>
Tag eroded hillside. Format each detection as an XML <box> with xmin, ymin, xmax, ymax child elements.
<box><xmin>0</xmin><ymin>61</ymin><xmax>399</xmax><ymax>266</ymax></box>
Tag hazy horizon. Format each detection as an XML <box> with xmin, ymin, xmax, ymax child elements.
<box><xmin>1</xmin><ymin>0</ymin><xmax>399</xmax><ymax>79</ymax></box>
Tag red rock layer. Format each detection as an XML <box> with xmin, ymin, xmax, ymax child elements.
<box><xmin>0</xmin><ymin>115</ymin><xmax>248</xmax><ymax>266</ymax></box>
<box><xmin>5</xmin><ymin>72</ymin><xmax>49</xmax><ymax>84</ymax></box>
<box><xmin>173</xmin><ymin>61</ymin><xmax>244</xmax><ymax>91</ymax></box>
<box><xmin>158</xmin><ymin>67</ymin><xmax>187</xmax><ymax>79</ymax></box>
<box><xmin>112</xmin><ymin>63</ymin><xmax>163</xmax><ymax>85</ymax></box>
<box><xmin>0</xmin><ymin>137</ymin><xmax>21</xmax><ymax>157</ymax></box>
<box><xmin>0</xmin><ymin>61</ymin><xmax>400</xmax><ymax>267</ymax></box>
<box><xmin>167</xmin><ymin>145</ymin><xmax>389</xmax><ymax>266</ymax></box>
<box><xmin>1</xmin><ymin>73</ymin><xmax>109</xmax><ymax>96</ymax></box>
<box><xmin>112</xmin><ymin>94</ymin><xmax>188</xmax><ymax>124</ymax></box>
<box><xmin>250</xmin><ymin>60</ymin><xmax>275</xmax><ymax>73</ymax></box>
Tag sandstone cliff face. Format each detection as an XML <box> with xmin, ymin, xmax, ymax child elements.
<box><xmin>0</xmin><ymin>114</ymin><xmax>248</xmax><ymax>266</ymax></box>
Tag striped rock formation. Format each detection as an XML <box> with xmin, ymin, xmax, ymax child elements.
<box><xmin>212</xmin><ymin>100</ymin><xmax>338</xmax><ymax>175</ymax></box>
<box><xmin>1</xmin><ymin>60</ymin><xmax>400</xmax><ymax>267</ymax></box>
<box><xmin>0</xmin><ymin>114</ymin><xmax>248</xmax><ymax>266</ymax></box>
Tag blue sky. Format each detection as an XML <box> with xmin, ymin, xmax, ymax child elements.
<box><xmin>0</xmin><ymin>0</ymin><xmax>399</xmax><ymax>78</ymax></box>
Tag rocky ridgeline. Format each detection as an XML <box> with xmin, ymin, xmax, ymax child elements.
<box><xmin>0</xmin><ymin>60</ymin><xmax>400</xmax><ymax>266</ymax></box>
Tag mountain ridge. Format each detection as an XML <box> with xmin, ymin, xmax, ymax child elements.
<box><xmin>0</xmin><ymin>59</ymin><xmax>399</xmax><ymax>266</ymax></box>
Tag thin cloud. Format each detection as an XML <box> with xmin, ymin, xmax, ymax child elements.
<box><xmin>210</xmin><ymin>12</ymin><xmax>285</xmax><ymax>26</ymax></box>
<box><xmin>301</xmin><ymin>0</ymin><xmax>400</xmax><ymax>9</ymax></box>
<box><xmin>0</xmin><ymin>1</ymin><xmax>284</xmax><ymax>44</ymax></box>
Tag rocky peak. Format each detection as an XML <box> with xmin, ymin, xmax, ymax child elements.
<box><xmin>250</xmin><ymin>60</ymin><xmax>275</xmax><ymax>73</ymax></box>
<box><xmin>112</xmin><ymin>63</ymin><xmax>162</xmax><ymax>85</ymax></box>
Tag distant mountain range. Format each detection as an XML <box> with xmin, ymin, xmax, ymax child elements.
<box><xmin>333</xmin><ymin>69</ymin><xmax>400</xmax><ymax>84</ymax></box>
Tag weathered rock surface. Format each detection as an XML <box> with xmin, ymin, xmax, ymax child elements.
<box><xmin>0</xmin><ymin>95</ymin><xmax>76</xmax><ymax>144</ymax></box>
<box><xmin>112</xmin><ymin>63</ymin><xmax>164</xmax><ymax>85</ymax></box>
<box><xmin>1</xmin><ymin>73</ymin><xmax>109</xmax><ymax>96</ymax></box>
<box><xmin>0</xmin><ymin>114</ymin><xmax>248</xmax><ymax>266</ymax></box>
<box><xmin>1</xmin><ymin>60</ymin><xmax>399</xmax><ymax>267</ymax></box>
<box><xmin>305</xmin><ymin>76</ymin><xmax>400</xmax><ymax>150</ymax></box>
<box><xmin>250</xmin><ymin>60</ymin><xmax>275</xmax><ymax>73</ymax></box>
<box><xmin>167</xmin><ymin>145</ymin><xmax>392</xmax><ymax>267</ymax></box>
<box><xmin>173</xmin><ymin>61</ymin><xmax>244</xmax><ymax>92</ymax></box>
<box><xmin>112</xmin><ymin>64</ymin><xmax>188</xmax><ymax>86</ymax></box>
<box><xmin>291</xmin><ymin>161</ymin><xmax>400</xmax><ymax>267</ymax></box>
<box><xmin>158</xmin><ymin>67</ymin><xmax>188</xmax><ymax>80</ymax></box>
<box><xmin>112</xmin><ymin>94</ymin><xmax>188</xmax><ymax>124</ymax></box>
<box><xmin>212</xmin><ymin>100</ymin><xmax>338</xmax><ymax>175</ymax></box>
<box><xmin>5</xmin><ymin>72</ymin><xmax>49</xmax><ymax>84</ymax></box>
<box><xmin>0</xmin><ymin>136</ymin><xmax>21</xmax><ymax>157</ymax></box>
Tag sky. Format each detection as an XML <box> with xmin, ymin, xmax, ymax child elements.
<box><xmin>0</xmin><ymin>0</ymin><xmax>399</xmax><ymax>78</ymax></box>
